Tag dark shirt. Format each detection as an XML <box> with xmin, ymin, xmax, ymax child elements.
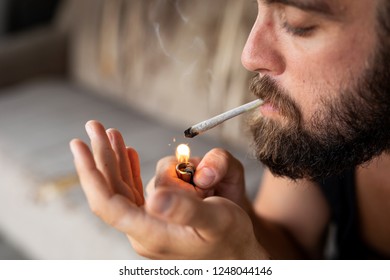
<box><xmin>317</xmin><ymin>169</ymin><xmax>387</xmax><ymax>259</ymax></box>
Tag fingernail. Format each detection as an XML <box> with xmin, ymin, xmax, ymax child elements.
<box><xmin>106</xmin><ymin>129</ymin><xmax>114</xmax><ymax>142</ymax></box>
<box><xmin>85</xmin><ymin>122</ymin><xmax>94</xmax><ymax>136</ymax></box>
<box><xmin>195</xmin><ymin>167</ymin><xmax>215</xmax><ymax>187</ymax></box>
<box><xmin>69</xmin><ymin>140</ymin><xmax>82</xmax><ymax>162</ymax></box>
<box><xmin>69</xmin><ymin>140</ymin><xmax>77</xmax><ymax>156</ymax></box>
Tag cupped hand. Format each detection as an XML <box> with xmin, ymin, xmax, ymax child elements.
<box><xmin>70</xmin><ymin>120</ymin><xmax>267</xmax><ymax>259</ymax></box>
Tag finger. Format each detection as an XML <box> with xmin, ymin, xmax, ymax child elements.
<box><xmin>146</xmin><ymin>188</ymin><xmax>237</xmax><ymax>235</ymax></box>
<box><xmin>155</xmin><ymin>156</ymin><xmax>178</xmax><ymax>183</ymax></box>
<box><xmin>71</xmin><ymin>140</ymin><xmax>190</xmax><ymax>258</ymax></box>
<box><xmin>154</xmin><ymin>156</ymin><xmax>199</xmax><ymax>194</ymax></box>
<box><xmin>106</xmin><ymin>128</ymin><xmax>134</xmax><ymax>187</ymax></box>
<box><xmin>127</xmin><ymin>147</ymin><xmax>145</xmax><ymax>204</ymax></box>
<box><xmin>85</xmin><ymin>120</ymin><xmax>121</xmax><ymax>189</ymax></box>
<box><xmin>193</xmin><ymin>148</ymin><xmax>244</xmax><ymax>189</ymax></box>
<box><xmin>105</xmin><ymin>129</ymin><xmax>138</xmax><ymax>202</ymax></box>
<box><xmin>70</xmin><ymin>138</ymin><xmax>113</xmax><ymax>207</ymax></box>
<box><xmin>70</xmin><ymin>140</ymin><xmax>148</xmax><ymax>233</ymax></box>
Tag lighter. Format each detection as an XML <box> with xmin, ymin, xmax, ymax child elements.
<box><xmin>175</xmin><ymin>144</ymin><xmax>196</xmax><ymax>185</ymax></box>
<box><xmin>175</xmin><ymin>162</ymin><xmax>195</xmax><ymax>185</ymax></box>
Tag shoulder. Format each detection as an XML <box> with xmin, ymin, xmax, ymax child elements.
<box><xmin>254</xmin><ymin>169</ymin><xmax>331</xmax><ymax>256</ymax></box>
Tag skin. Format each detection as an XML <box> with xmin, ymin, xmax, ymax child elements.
<box><xmin>70</xmin><ymin>121</ymin><xmax>266</xmax><ymax>259</ymax></box>
<box><xmin>70</xmin><ymin>0</ymin><xmax>390</xmax><ymax>259</ymax></box>
<box><xmin>242</xmin><ymin>0</ymin><xmax>378</xmax><ymax>124</ymax></box>
<box><xmin>243</xmin><ymin>0</ymin><xmax>390</xmax><ymax>257</ymax></box>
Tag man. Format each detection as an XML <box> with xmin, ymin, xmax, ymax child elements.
<box><xmin>70</xmin><ymin>0</ymin><xmax>390</xmax><ymax>259</ymax></box>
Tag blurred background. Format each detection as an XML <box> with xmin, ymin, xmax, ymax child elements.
<box><xmin>0</xmin><ymin>0</ymin><xmax>262</xmax><ymax>259</ymax></box>
<box><xmin>0</xmin><ymin>0</ymin><xmax>61</xmax><ymax>35</ymax></box>
<box><xmin>0</xmin><ymin>0</ymin><xmax>62</xmax><ymax>259</ymax></box>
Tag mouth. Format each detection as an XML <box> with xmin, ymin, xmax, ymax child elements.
<box><xmin>260</xmin><ymin>101</ymin><xmax>278</xmax><ymax>113</ymax></box>
<box><xmin>260</xmin><ymin>102</ymin><xmax>282</xmax><ymax>119</ymax></box>
<box><xmin>258</xmin><ymin>101</ymin><xmax>282</xmax><ymax>119</ymax></box>
<box><xmin>250</xmin><ymin>74</ymin><xmax>301</xmax><ymax>122</ymax></box>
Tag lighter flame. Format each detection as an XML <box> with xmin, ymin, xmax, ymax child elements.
<box><xmin>176</xmin><ymin>144</ymin><xmax>190</xmax><ymax>163</ymax></box>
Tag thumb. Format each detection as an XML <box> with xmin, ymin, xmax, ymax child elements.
<box><xmin>193</xmin><ymin>148</ymin><xmax>244</xmax><ymax>189</ymax></box>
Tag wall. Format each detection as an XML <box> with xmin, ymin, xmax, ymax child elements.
<box><xmin>64</xmin><ymin>0</ymin><xmax>258</xmax><ymax>148</ymax></box>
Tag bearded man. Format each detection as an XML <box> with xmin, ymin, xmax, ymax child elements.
<box><xmin>70</xmin><ymin>0</ymin><xmax>390</xmax><ymax>259</ymax></box>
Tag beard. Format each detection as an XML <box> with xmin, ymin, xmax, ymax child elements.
<box><xmin>248</xmin><ymin>44</ymin><xmax>390</xmax><ymax>180</ymax></box>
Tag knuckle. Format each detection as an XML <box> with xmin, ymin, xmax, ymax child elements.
<box><xmin>208</xmin><ymin>148</ymin><xmax>244</xmax><ymax>175</ymax></box>
<box><xmin>154</xmin><ymin>156</ymin><xmax>176</xmax><ymax>187</ymax></box>
<box><xmin>154</xmin><ymin>173</ymin><xmax>170</xmax><ymax>188</ymax></box>
<box><xmin>156</xmin><ymin>156</ymin><xmax>175</xmax><ymax>172</ymax></box>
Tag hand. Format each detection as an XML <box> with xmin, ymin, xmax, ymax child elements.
<box><xmin>149</xmin><ymin>148</ymin><xmax>249</xmax><ymax>211</ymax></box>
<box><xmin>70</xmin><ymin>120</ymin><xmax>268</xmax><ymax>259</ymax></box>
<box><xmin>144</xmin><ymin>148</ymin><xmax>270</xmax><ymax>259</ymax></box>
<box><xmin>70</xmin><ymin>120</ymin><xmax>144</xmax><ymax>208</ymax></box>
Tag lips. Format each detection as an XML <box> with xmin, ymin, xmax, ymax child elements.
<box><xmin>259</xmin><ymin>102</ymin><xmax>280</xmax><ymax>117</ymax></box>
<box><xmin>250</xmin><ymin>74</ymin><xmax>301</xmax><ymax>122</ymax></box>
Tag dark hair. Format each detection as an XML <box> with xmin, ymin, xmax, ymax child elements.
<box><xmin>378</xmin><ymin>0</ymin><xmax>390</xmax><ymax>35</ymax></box>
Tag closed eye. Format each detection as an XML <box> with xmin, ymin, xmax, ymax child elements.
<box><xmin>281</xmin><ymin>21</ymin><xmax>317</xmax><ymax>37</ymax></box>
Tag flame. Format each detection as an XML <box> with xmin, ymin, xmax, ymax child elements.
<box><xmin>176</xmin><ymin>144</ymin><xmax>190</xmax><ymax>163</ymax></box>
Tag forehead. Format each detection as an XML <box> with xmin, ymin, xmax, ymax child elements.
<box><xmin>264</xmin><ymin>0</ymin><xmax>372</xmax><ymax>14</ymax></box>
<box><xmin>263</xmin><ymin>0</ymin><xmax>378</xmax><ymax>21</ymax></box>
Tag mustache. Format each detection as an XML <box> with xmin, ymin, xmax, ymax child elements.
<box><xmin>249</xmin><ymin>75</ymin><xmax>302</xmax><ymax>123</ymax></box>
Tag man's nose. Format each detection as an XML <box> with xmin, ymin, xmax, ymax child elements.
<box><xmin>241</xmin><ymin>17</ymin><xmax>285</xmax><ymax>76</ymax></box>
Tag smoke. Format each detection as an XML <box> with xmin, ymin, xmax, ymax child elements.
<box><xmin>153</xmin><ymin>22</ymin><xmax>180</xmax><ymax>63</ymax></box>
<box><xmin>175</xmin><ymin>0</ymin><xmax>189</xmax><ymax>23</ymax></box>
<box><xmin>150</xmin><ymin>0</ymin><xmax>209</xmax><ymax>78</ymax></box>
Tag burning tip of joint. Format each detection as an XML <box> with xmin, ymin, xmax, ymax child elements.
<box><xmin>184</xmin><ymin>128</ymin><xmax>198</xmax><ymax>138</ymax></box>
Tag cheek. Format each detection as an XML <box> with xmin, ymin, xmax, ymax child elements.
<box><xmin>281</xmin><ymin>59</ymin><xmax>332</xmax><ymax>123</ymax></box>
<box><xmin>282</xmin><ymin>29</ymin><xmax>376</xmax><ymax>122</ymax></box>
<box><xmin>316</xmin><ymin>42</ymin><xmax>369</xmax><ymax>85</ymax></box>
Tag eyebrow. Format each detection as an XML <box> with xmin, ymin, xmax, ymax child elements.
<box><xmin>264</xmin><ymin>0</ymin><xmax>334</xmax><ymax>15</ymax></box>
